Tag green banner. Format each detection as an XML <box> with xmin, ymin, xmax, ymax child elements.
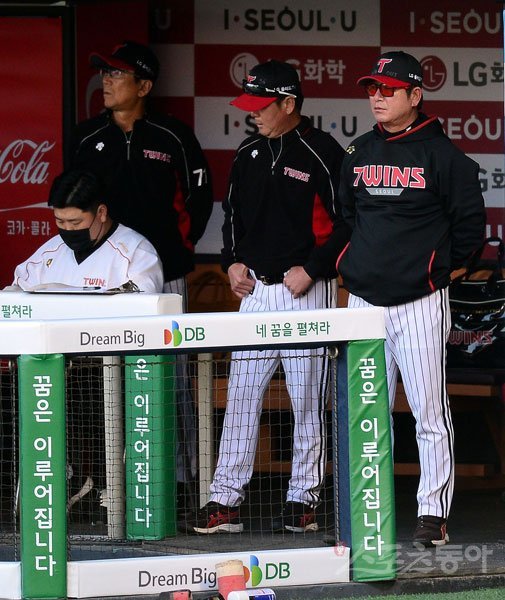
<box><xmin>347</xmin><ymin>339</ymin><xmax>396</xmax><ymax>582</ymax></box>
<box><xmin>125</xmin><ymin>355</ymin><xmax>177</xmax><ymax>539</ymax></box>
<box><xmin>18</xmin><ymin>354</ymin><xmax>67</xmax><ymax>599</ymax></box>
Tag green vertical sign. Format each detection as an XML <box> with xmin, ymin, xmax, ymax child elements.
<box><xmin>125</xmin><ymin>355</ymin><xmax>177</xmax><ymax>539</ymax></box>
<box><xmin>18</xmin><ymin>354</ymin><xmax>67</xmax><ymax>599</ymax></box>
<box><xmin>347</xmin><ymin>339</ymin><xmax>396</xmax><ymax>582</ymax></box>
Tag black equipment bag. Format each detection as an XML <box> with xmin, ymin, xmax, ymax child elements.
<box><xmin>447</xmin><ymin>236</ymin><xmax>505</xmax><ymax>369</ymax></box>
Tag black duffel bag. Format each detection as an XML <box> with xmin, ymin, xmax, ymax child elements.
<box><xmin>447</xmin><ymin>236</ymin><xmax>505</xmax><ymax>369</ymax></box>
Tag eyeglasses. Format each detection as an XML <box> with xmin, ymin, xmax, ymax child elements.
<box><xmin>364</xmin><ymin>82</ymin><xmax>410</xmax><ymax>97</ymax></box>
<box><xmin>99</xmin><ymin>68</ymin><xmax>134</xmax><ymax>80</ymax></box>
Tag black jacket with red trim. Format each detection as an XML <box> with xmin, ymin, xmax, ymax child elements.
<box><xmin>336</xmin><ymin>114</ymin><xmax>486</xmax><ymax>306</ymax></box>
<box><xmin>221</xmin><ymin>116</ymin><xmax>350</xmax><ymax>279</ymax></box>
<box><xmin>71</xmin><ymin>110</ymin><xmax>213</xmax><ymax>281</ymax></box>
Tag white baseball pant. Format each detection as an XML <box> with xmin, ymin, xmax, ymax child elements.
<box><xmin>210</xmin><ymin>275</ymin><xmax>337</xmax><ymax>508</ymax></box>
<box><xmin>348</xmin><ymin>288</ymin><xmax>454</xmax><ymax>518</ymax></box>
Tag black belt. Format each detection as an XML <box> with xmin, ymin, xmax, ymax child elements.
<box><xmin>255</xmin><ymin>273</ymin><xmax>285</xmax><ymax>285</ymax></box>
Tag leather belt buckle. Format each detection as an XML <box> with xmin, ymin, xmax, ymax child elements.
<box><xmin>258</xmin><ymin>275</ymin><xmax>272</xmax><ymax>285</ymax></box>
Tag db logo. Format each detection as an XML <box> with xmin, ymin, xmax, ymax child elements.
<box><xmin>244</xmin><ymin>555</ymin><xmax>291</xmax><ymax>586</ymax></box>
<box><xmin>244</xmin><ymin>555</ymin><xmax>262</xmax><ymax>586</ymax></box>
<box><xmin>164</xmin><ymin>320</ymin><xmax>182</xmax><ymax>346</ymax></box>
<box><xmin>163</xmin><ymin>321</ymin><xmax>206</xmax><ymax>346</ymax></box>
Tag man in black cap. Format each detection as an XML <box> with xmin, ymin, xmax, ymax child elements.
<box><xmin>336</xmin><ymin>51</ymin><xmax>486</xmax><ymax>547</ymax></box>
<box><xmin>71</xmin><ymin>41</ymin><xmax>213</xmax><ymax>284</ymax></box>
<box><xmin>71</xmin><ymin>40</ymin><xmax>214</xmax><ymax>513</ymax></box>
<box><xmin>182</xmin><ymin>59</ymin><xmax>350</xmax><ymax>534</ymax></box>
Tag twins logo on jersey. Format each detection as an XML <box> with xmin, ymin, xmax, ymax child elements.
<box><xmin>143</xmin><ymin>149</ymin><xmax>171</xmax><ymax>163</ymax></box>
<box><xmin>84</xmin><ymin>277</ymin><xmax>106</xmax><ymax>287</ymax></box>
<box><xmin>284</xmin><ymin>166</ymin><xmax>311</xmax><ymax>182</ymax></box>
<box><xmin>354</xmin><ymin>164</ymin><xmax>426</xmax><ymax>196</ymax></box>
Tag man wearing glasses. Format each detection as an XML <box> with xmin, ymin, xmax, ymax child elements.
<box><xmin>182</xmin><ymin>60</ymin><xmax>350</xmax><ymax>534</ymax></box>
<box><xmin>336</xmin><ymin>51</ymin><xmax>486</xmax><ymax>548</ymax></box>
<box><xmin>71</xmin><ymin>40</ymin><xmax>214</xmax><ymax>517</ymax></box>
<box><xmin>72</xmin><ymin>41</ymin><xmax>213</xmax><ymax>289</ymax></box>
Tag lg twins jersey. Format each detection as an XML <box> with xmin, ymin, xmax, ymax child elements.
<box><xmin>13</xmin><ymin>224</ymin><xmax>163</xmax><ymax>293</ymax></box>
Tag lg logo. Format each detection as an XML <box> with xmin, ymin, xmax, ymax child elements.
<box><xmin>420</xmin><ymin>55</ymin><xmax>447</xmax><ymax>92</ymax></box>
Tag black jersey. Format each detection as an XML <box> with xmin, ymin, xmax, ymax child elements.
<box><xmin>221</xmin><ymin>116</ymin><xmax>350</xmax><ymax>279</ymax></box>
<box><xmin>337</xmin><ymin>114</ymin><xmax>486</xmax><ymax>306</ymax></box>
<box><xmin>71</xmin><ymin>110</ymin><xmax>213</xmax><ymax>281</ymax></box>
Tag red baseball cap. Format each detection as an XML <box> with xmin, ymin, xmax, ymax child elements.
<box><xmin>231</xmin><ymin>94</ymin><xmax>278</xmax><ymax>112</ymax></box>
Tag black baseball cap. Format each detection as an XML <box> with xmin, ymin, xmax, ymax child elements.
<box><xmin>231</xmin><ymin>59</ymin><xmax>302</xmax><ymax>111</ymax></box>
<box><xmin>90</xmin><ymin>40</ymin><xmax>160</xmax><ymax>81</ymax></box>
<box><xmin>357</xmin><ymin>51</ymin><xmax>423</xmax><ymax>88</ymax></box>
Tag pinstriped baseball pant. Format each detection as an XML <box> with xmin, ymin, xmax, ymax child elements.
<box><xmin>210</xmin><ymin>276</ymin><xmax>337</xmax><ymax>508</ymax></box>
<box><xmin>348</xmin><ymin>288</ymin><xmax>454</xmax><ymax>518</ymax></box>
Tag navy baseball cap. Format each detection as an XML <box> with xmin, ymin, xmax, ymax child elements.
<box><xmin>231</xmin><ymin>60</ymin><xmax>303</xmax><ymax>111</ymax></box>
<box><xmin>90</xmin><ymin>40</ymin><xmax>160</xmax><ymax>81</ymax></box>
<box><xmin>357</xmin><ymin>51</ymin><xmax>423</xmax><ymax>88</ymax></box>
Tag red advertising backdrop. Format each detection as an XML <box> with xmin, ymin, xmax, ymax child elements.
<box><xmin>75</xmin><ymin>1</ymin><xmax>148</xmax><ymax>122</ymax></box>
<box><xmin>0</xmin><ymin>17</ymin><xmax>63</xmax><ymax>287</ymax></box>
<box><xmin>156</xmin><ymin>0</ymin><xmax>505</xmax><ymax>255</ymax></box>
<box><xmin>75</xmin><ymin>0</ymin><xmax>504</xmax><ymax>256</ymax></box>
<box><xmin>0</xmin><ymin>5</ymin><xmax>499</xmax><ymax>286</ymax></box>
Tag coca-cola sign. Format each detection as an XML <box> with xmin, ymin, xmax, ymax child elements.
<box><xmin>0</xmin><ymin>16</ymin><xmax>63</xmax><ymax>287</ymax></box>
<box><xmin>0</xmin><ymin>140</ymin><xmax>55</xmax><ymax>185</ymax></box>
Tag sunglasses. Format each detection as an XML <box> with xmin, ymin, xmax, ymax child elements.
<box><xmin>364</xmin><ymin>82</ymin><xmax>410</xmax><ymax>97</ymax></box>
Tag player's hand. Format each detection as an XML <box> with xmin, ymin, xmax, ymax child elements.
<box><xmin>283</xmin><ymin>266</ymin><xmax>313</xmax><ymax>299</ymax></box>
<box><xmin>228</xmin><ymin>263</ymin><xmax>255</xmax><ymax>299</ymax></box>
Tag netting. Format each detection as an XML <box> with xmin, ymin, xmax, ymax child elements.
<box><xmin>66</xmin><ymin>357</ymin><xmax>107</xmax><ymax>538</ymax></box>
<box><xmin>0</xmin><ymin>359</ymin><xmax>17</xmax><ymax>560</ymax></box>
<box><xmin>0</xmin><ymin>350</ymin><xmax>337</xmax><ymax>561</ymax></box>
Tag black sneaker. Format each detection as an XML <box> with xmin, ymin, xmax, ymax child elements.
<box><xmin>272</xmin><ymin>502</ymin><xmax>318</xmax><ymax>533</ymax></box>
<box><xmin>184</xmin><ymin>502</ymin><xmax>243</xmax><ymax>534</ymax></box>
<box><xmin>413</xmin><ymin>515</ymin><xmax>449</xmax><ymax>548</ymax></box>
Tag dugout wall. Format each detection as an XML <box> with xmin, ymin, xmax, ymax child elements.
<box><xmin>0</xmin><ymin>292</ymin><xmax>394</xmax><ymax>598</ymax></box>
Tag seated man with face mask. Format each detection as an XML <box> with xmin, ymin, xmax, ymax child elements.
<box><xmin>9</xmin><ymin>169</ymin><xmax>163</xmax><ymax>519</ymax></box>
<box><xmin>12</xmin><ymin>169</ymin><xmax>163</xmax><ymax>293</ymax></box>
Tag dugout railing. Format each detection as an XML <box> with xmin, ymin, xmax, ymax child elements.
<box><xmin>0</xmin><ymin>292</ymin><xmax>395</xmax><ymax>599</ymax></box>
